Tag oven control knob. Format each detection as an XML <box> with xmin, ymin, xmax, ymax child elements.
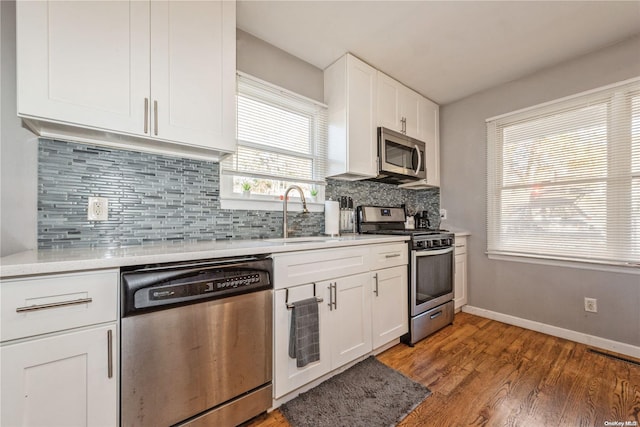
<box><xmin>426</xmin><ymin>240</ymin><xmax>432</xmax><ymax>248</ymax></box>
<box><xmin>416</xmin><ymin>241</ymin><xmax>424</xmax><ymax>248</ymax></box>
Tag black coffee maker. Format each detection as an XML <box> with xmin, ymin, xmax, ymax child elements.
<box><xmin>414</xmin><ymin>211</ymin><xmax>431</xmax><ymax>229</ymax></box>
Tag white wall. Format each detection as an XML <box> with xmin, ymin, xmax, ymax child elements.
<box><xmin>1</xmin><ymin>0</ymin><xmax>38</xmax><ymax>256</ymax></box>
<box><xmin>440</xmin><ymin>34</ymin><xmax>640</xmax><ymax>347</ymax></box>
<box><xmin>236</xmin><ymin>29</ymin><xmax>324</xmax><ymax>102</ymax></box>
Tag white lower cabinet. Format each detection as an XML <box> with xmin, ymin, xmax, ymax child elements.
<box><xmin>454</xmin><ymin>236</ymin><xmax>468</xmax><ymax>310</ymax></box>
<box><xmin>274</xmin><ymin>284</ymin><xmax>331</xmax><ymax>398</ymax></box>
<box><xmin>1</xmin><ymin>324</ymin><xmax>118</xmax><ymax>427</ymax></box>
<box><xmin>325</xmin><ymin>273</ymin><xmax>373</xmax><ymax>368</ymax></box>
<box><xmin>273</xmin><ymin>243</ymin><xmax>408</xmax><ymax>399</ymax></box>
<box><xmin>371</xmin><ymin>266</ymin><xmax>408</xmax><ymax>349</ymax></box>
<box><xmin>0</xmin><ymin>269</ymin><xmax>119</xmax><ymax>427</ymax></box>
<box><xmin>274</xmin><ymin>273</ymin><xmax>372</xmax><ymax>399</ymax></box>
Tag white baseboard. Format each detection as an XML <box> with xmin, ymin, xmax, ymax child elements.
<box><xmin>462</xmin><ymin>305</ymin><xmax>640</xmax><ymax>359</ymax></box>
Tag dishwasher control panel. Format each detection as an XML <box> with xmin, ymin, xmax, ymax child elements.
<box><xmin>148</xmin><ymin>273</ymin><xmax>263</xmax><ymax>302</ymax></box>
<box><xmin>121</xmin><ymin>257</ymin><xmax>273</xmax><ymax>315</ymax></box>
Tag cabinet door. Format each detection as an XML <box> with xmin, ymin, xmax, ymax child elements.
<box><xmin>377</xmin><ymin>72</ymin><xmax>403</xmax><ymax>132</ymax></box>
<box><xmin>346</xmin><ymin>55</ymin><xmax>378</xmax><ymax>177</ymax></box>
<box><xmin>150</xmin><ymin>0</ymin><xmax>236</xmax><ymax>152</ymax></box>
<box><xmin>372</xmin><ymin>266</ymin><xmax>408</xmax><ymax>349</ymax></box>
<box><xmin>273</xmin><ymin>285</ymin><xmax>331</xmax><ymax>398</ymax></box>
<box><xmin>454</xmin><ymin>253</ymin><xmax>468</xmax><ymax>310</ymax></box>
<box><xmin>400</xmin><ymin>86</ymin><xmax>421</xmax><ymax>139</ymax></box>
<box><xmin>330</xmin><ymin>273</ymin><xmax>372</xmax><ymax>367</ymax></box>
<box><xmin>1</xmin><ymin>324</ymin><xmax>117</xmax><ymax>427</ymax></box>
<box><xmin>418</xmin><ymin>97</ymin><xmax>440</xmax><ymax>186</ymax></box>
<box><xmin>17</xmin><ymin>1</ymin><xmax>149</xmax><ymax>136</ymax></box>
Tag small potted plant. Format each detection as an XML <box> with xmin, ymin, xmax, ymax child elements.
<box><xmin>241</xmin><ymin>181</ymin><xmax>251</xmax><ymax>198</ymax></box>
<box><xmin>310</xmin><ymin>188</ymin><xmax>318</xmax><ymax>202</ymax></box>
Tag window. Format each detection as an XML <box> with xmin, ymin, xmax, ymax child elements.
<box><xmin>221</xmin><ymin>72</ymin><xmax>328</xmax><ymax>207</ymax></box>
<box><xmin>486</xmin><ymin>78</ymin><xmax>640</xmax><ymax>267</ymax></box>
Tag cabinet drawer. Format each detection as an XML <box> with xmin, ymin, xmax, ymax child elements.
<box><xmin>370</xmin><ymin>243</ymin><xmax>408</xmax><ymax>269</ymax></box>
<box><xmin>273</xmin><ymin>246</ymin><xmax>370</xmax><ymax>289</ymax></box>
<box><xmin>455</xmin><ymin>236</ymin><xmax>467</xmax><ymax>255</ymax></box>
<box><xmin>1</xmin><ymin>269</ymin><xmax>118</xmax><ymax>342</ymax></box>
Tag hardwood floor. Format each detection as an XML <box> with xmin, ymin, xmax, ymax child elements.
<box><xmin>247</xmin><ymin>312</ymin><xmax>640</xmax><ymax>427</ymax></box>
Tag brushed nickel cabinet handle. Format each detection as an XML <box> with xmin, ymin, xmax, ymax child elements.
<box><xmin>154</xmin><ymin>100</ymin><xmax>158</xmax><ymax>135</ymax></box>
<box><xmin>144</xmin><ymin>98</ymin><xmax>149</xmax><ymax>133</ymax></box>
<box><xmin>373</xmin><ymin>273</ymin><xmax>379</xmax><ymax>297</ymax></box>
<box><xmin>385</xmin><ymin>253</ymin><xmax>401</xmax><ymax>258</ymax></box>
<box><xmin>333</xmin><ymin>282</ymin><xmax>337</xmax><ymax>310</ymax></box>
<box><xmin>16</xmin><ymin>298</ymin><xmax>93</xmax><ymax>313</ymax></box>
<box><xmin>328</xmin><ymin>283</ymin><xmax>333</xmax><ymax>311</ymax></box>
<box><xmin>107</xmin><ymin>329</ymin><xmax>113</xmax><ymax>379</ymax></box>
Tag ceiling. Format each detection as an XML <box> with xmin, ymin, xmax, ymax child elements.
<box><xmin>236</xmin><ymin>1</ymin><xmax>640</xmax><ymax>105</ymax></box>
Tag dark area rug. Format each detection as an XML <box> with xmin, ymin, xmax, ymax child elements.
<box><xmin>279</xmin><ymin>356</ymin><xmax>431</xmax><ymax>427</ymax></box>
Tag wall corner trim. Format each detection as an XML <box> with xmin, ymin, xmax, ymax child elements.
<box><xmin>462</xmin><ymin>305</ymin><xmax>640</xmax><ymax>359</ymax></box>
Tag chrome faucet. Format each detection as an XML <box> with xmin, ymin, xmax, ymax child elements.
<box><xmin>283</xmin><ymin>185</ymin><xmax>309</xmax><ymax>238</ymax></box>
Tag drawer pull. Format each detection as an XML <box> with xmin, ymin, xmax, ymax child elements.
<box><xmin>16</xmin><ymin>297</ymin><xmax>93</xmax><ymax>313</ymax></box>
<box><xmin>430</xmin><ymin>310</ymin><xmax>443</xmax><ymax>320</ymax></box>
<box><xmin>385</xmin><ymin>254</ymin><xmax>401</xmax><ymax>258</ymax></box>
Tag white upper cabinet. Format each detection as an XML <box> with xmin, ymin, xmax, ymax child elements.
<box><xmin>377</xmin><ymin>71</ymin><xmax>440</xmax><ymax>187</ymax></box>
<box><xmin>324</xmin><ymin>53</ymin><xmax>378</xmax><ymax>180</ymax></box>
<box><xmin>149</xmin><ymin>1</ymin><xmax>236</xmax><ymax>151</ymax></box>
<box><xmin>419</xmin><ymin>97</ymin><xmax>440</xmax><ymax>187</ymax></box>
<box><xmin>377</xmin><ymin>72</ymin><xmax>421</xmax><ymax>139</ymax></box>
<box><xmin>16</xmin><ymin>0</ymin><xmax>236</xmax><ymax>159</ymax></box>
<box><xmin>376</xmin><ymin>72</ymin><xmax>402</xmax><ymax>134</ymax></box>
<box><xmin>16</xmin><ymin>1</ymin><xmax>149</xmax><ymax>135</ymax></box>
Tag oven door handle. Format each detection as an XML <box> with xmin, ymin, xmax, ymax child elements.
<box><xmin>413</xmin><ymin>247</ymin><xmax>454</xmax><ymax>257</ymax></box>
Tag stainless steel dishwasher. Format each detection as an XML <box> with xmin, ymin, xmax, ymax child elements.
<box><xmin>120</xmin><ymin>256</ymin><xmax>273</xmax><ymax>427</ymax></box>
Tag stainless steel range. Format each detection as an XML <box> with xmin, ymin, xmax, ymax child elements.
<box><xmin>357</xmin><ymin>205</ymin><xmax>455</xmax><ymax>345</ymax></box>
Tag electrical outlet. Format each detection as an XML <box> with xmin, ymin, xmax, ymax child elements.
<box><xmin>440</xmin><ymin>209</ymin><xmax>447</xmax><ymax>220</ymax></box>
<box><xmin>584</xmin><ymin>297</ymin><xmax>598</xmax><ymax>313</ymax></box>
<box><xmin>87</xmin><ymin>197</ymin><xmax>108</xmax><ymax>221</ymax></box>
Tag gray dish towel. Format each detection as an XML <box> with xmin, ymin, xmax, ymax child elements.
<box><xmin>288</xmin><ymin>297</ymin><xmax>320</xmax><ymax>368</ymax></box>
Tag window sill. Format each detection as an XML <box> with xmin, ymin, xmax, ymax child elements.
<box><xmin>487</xmin><ymin>252</ymin><xmax>640</xmax><ymax>275</ymax></box>
<box><xmin>220</xmin><ymin>197</ymin><xmax>325</xmax><ymax>212</ymax></box>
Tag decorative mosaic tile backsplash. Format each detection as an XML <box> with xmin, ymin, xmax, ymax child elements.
<box><xmin>38</xmin><ymin>139</ymin><xmax>439</xmax><ymax>249</ymax></box>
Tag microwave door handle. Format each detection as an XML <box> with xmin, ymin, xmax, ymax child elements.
<box><xmin>414</xmin><ymin>144</ymin><xmax>422</xmax><ymax>176</ymax></box>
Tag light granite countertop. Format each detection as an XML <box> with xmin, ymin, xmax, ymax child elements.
<box><xmin>0</xmin><ymin>235</ymin><xmax>409</xmax><ymax>278</ymax></box>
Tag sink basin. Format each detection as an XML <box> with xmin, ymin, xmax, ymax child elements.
<box><xmin>264</xmin><ymin>236</ymin><xmax>341</xmax><ymax>244</ymax></box>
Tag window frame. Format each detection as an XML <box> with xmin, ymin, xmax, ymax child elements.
<box><xmin>220</xmin><ymin>72</ymin><xmax>327</xmax><ymax>212</ymax></box>
<box><xmin>486</xmin><ymin>77</ymin><xmax>640</xmax><ymax>273</ymax></box>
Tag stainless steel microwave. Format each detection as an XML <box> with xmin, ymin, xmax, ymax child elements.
<box><xmin>375</xmin><ymin>127</ymin><xmax>426</xmax><ymax>184</ymax></box>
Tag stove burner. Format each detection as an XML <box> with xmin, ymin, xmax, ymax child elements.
<box><xmin>357</xmin><ymin>206</ymin><xmax>453</xmax><ymax>250</ymax></box>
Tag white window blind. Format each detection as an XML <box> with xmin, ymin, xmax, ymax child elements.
<box><xmin>487</xmin><ymin>77</ymin><xmax>640</xmax><ymax>267</ymax></box>
<box><xmin>221</xmin><ymin>72</ymin><xmax>328</xmax><ymax>198</ymax></box>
